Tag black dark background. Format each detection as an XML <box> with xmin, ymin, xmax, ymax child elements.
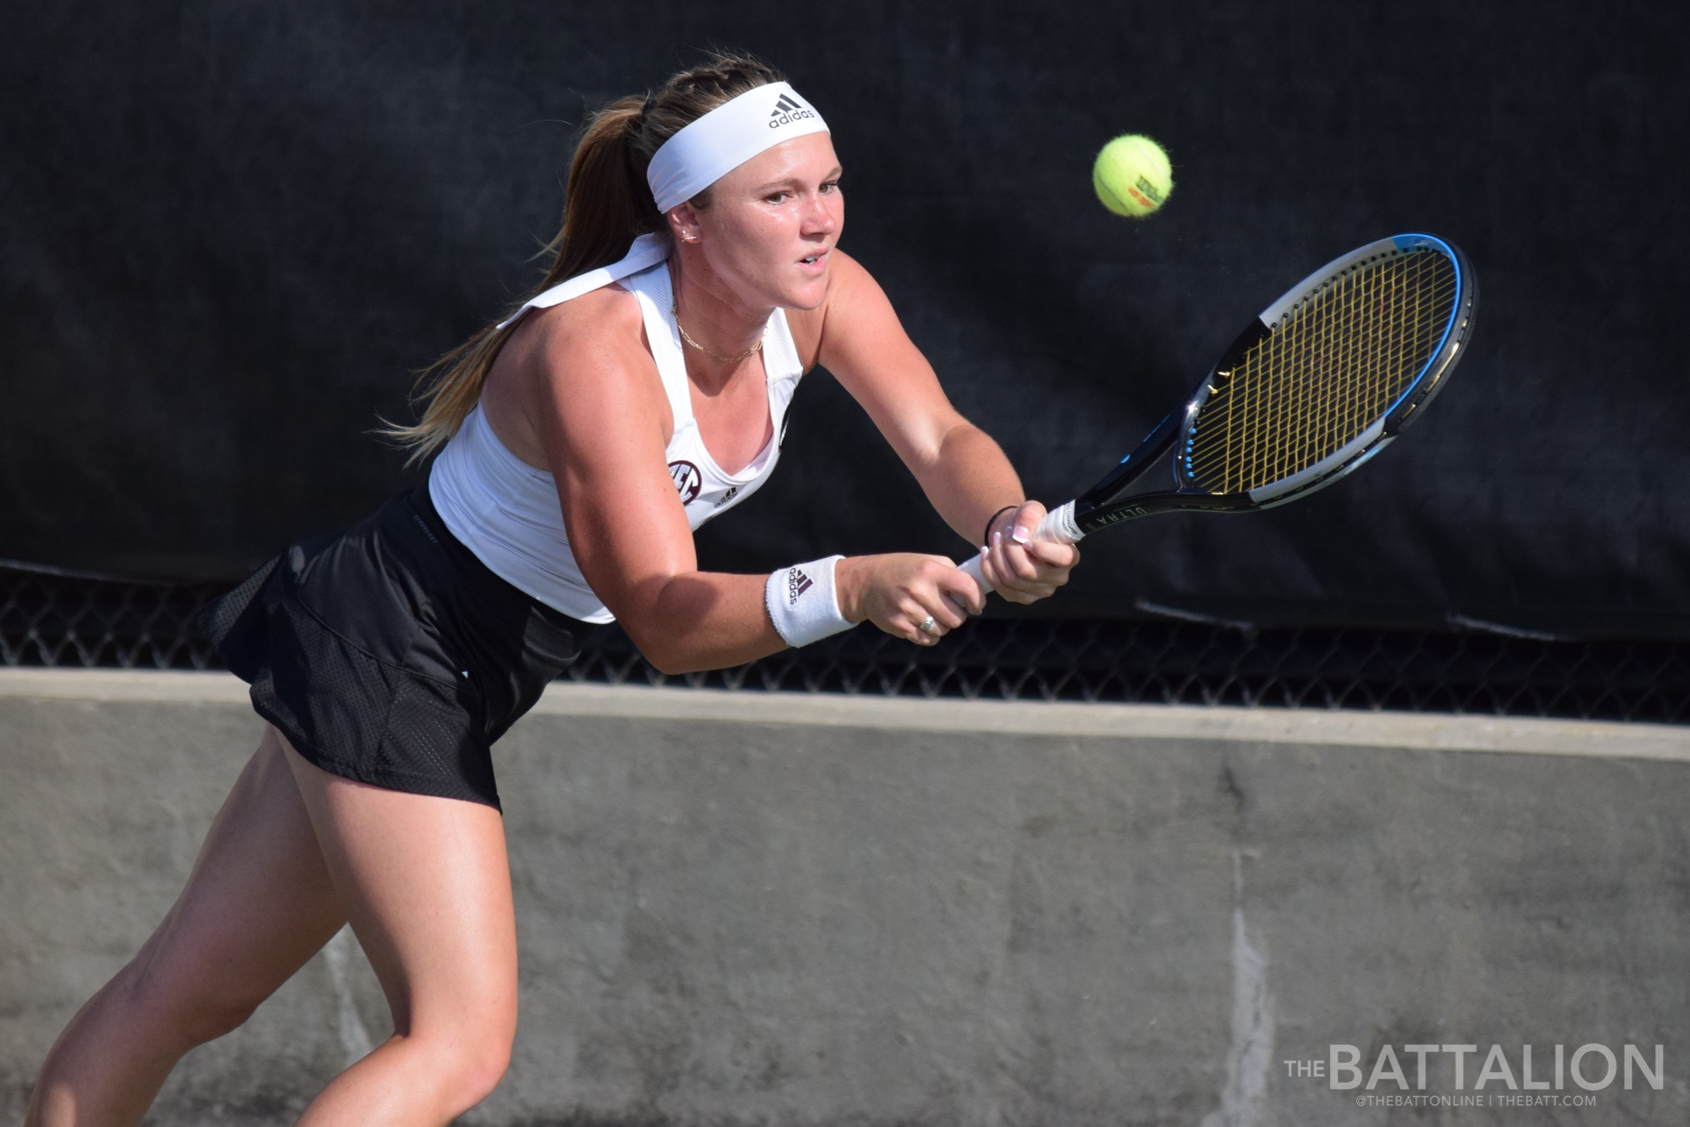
<box><xmin>2</xmin><ymin>2</ymin><xmax>1685</xmax><ymax>637</ymax></box>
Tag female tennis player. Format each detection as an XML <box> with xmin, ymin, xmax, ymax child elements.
<box><xmin>26</xmin><ymin>55</ymin><xmax>1077</xmax><ymax>1126</ymax></box>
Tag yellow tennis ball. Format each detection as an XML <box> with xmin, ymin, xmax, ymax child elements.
<box><xmin>1092</xmin><ymin>134</ymin><xmax>1173</xmax><ymax>218</ymax></box>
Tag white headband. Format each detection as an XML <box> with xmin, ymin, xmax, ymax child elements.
<box><xmin>645</xmin><ymin>81</ymin><xmax>830</xmax><ymax>214</ymax></box>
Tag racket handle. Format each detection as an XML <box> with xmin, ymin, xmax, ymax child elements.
<box><xmin>955</xmin><ymin>501</ymin><xmax>1082</xmax><ymax>598</ymax></box>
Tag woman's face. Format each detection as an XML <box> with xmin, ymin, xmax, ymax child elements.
<box><xmin>673</xmin><ymin>131</ymin><xmax>843</xmax><ymax>312</ymax></box>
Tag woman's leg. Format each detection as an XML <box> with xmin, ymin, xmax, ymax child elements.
<box><xmin>27</xmin><ymin>722</ymin><xmax>519</xmax><ymax>1127</ymax></box>
<box><xmin>280</xmin><ymin>738</ymin><xmax>519</xmax><ymax>1127</ymax></box>
<box><xmin>26</xmin><ymin>725</ymin><xmax>347</xmax><ymax>1127</ymax></box>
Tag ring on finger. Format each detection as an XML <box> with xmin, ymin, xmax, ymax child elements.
<box><xmin>918</xmin><ymin>615</ymin><xmax>940</xmax><ymax>637</ymax></box>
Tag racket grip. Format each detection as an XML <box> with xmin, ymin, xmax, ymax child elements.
<box><xmin>955</xmin><ymin>501</ymin><xmax>1082</xmax><ymax>598</ymax></box>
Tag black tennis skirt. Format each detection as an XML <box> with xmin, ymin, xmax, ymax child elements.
<box><xmin>202</xmin><ymin>487</ymin><xmax>586</xmax><ymax>810</ymax></box>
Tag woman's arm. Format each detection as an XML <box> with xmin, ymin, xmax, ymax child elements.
<box><xmin>806</xmin><ymin>251</ymin><xmax>1079</xmax><ymax>604</ymax></box>
<box><xmin>520</xmin><ymin>291</ymin><xmax>783</xmax><ymax>674</ymax></box>
<box><xmin>518</xmin><ymin>286</ymin><xmax>986</xmax><ymax>673</ymax></box>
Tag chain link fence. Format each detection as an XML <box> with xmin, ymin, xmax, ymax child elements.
<box><xmin>3</xmin><ymin>561</ymin><xmax>1685</xmax><ymax>723</ymax></box>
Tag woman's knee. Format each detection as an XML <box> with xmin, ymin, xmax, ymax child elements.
<box><xmin>454</xmin><ymin>1034</ymin><xmax>515</xmax><ymax>1112</ymax></box>
<box><xmin>406</xmin><ymin>1012</ymin><xmax>517</xmax><ymax>1115</ymax></box>
<box><xmin>117</xmin><ymin>957</ymin><xmax>265</xmax><ymax>1048</ymax></box>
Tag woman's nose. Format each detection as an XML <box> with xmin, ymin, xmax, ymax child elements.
<box><xmin>802</xmin><ymin>194</ymin><xmax>837</xmax><ymax>233</ymax></box>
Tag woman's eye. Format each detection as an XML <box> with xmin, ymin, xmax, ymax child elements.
<box><xmin>821</xmin><ymin>180</ymin><xmax>840</xmax><ymax>193</ymax></box>
<box><xmin>765</xmin><ymin>192</ymin><xmax>790</xmax><ymax>203</ymax></box>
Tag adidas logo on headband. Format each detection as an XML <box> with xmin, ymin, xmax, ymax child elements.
<box><xmin>769</xmin><ymin>93</ymin><xmax>817</xmax><ymax>129</ymax></box>
<box><xmin>646</xmin><ymin>82</ymin><xmax>829</xmax><ymax>213</ymax></box>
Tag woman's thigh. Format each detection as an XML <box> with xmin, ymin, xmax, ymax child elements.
<box><xmin>132</xmin><ymin>724</ymin><xmax>346</xmax><ymax>1031</ymax></box>
<box><xmin>278</xmin><ymin>735</ymin><xmax>518</xmax><ymax>1043</ymax></box>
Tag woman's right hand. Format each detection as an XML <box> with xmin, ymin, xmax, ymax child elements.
<box><xmin>835</xmin><ymin>554</ymin><xmax>986</xmax><ymax>645</ymax></box>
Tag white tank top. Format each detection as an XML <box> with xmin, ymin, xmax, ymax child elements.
<box><xmin>429</xmin><ymin>248</ymin><xmax>803</xmax><ymax>623</ymax></box>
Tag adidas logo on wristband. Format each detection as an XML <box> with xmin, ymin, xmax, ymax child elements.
<box><xmin>766</xmin><ymin>556</ymin><xmax>851</xmax><ymax>648</ymax></box>
<box><xmin>787</xmin><ymin>567</ymin><xmax>814</xmax><ymax>604</ymax></box>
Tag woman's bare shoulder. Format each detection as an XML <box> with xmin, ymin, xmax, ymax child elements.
<box><xmin>483</xmin><ymin>282</ymin><xmax>668</xmax><ymax>465</ymax></box>
<box><xmin>516</xmin><ymin>283</ymin><xmax>646</xmax><ymax>362</ymax></box>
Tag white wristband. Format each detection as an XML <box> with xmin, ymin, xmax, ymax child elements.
<box><xmin>765</xmin><ymin>555</ymin><xmax>853</xmax><ymax>648</ymax></box>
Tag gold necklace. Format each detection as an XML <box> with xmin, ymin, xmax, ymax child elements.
<box><xmin>672</xmin><ymin>298</ymin><xmax>764</xmax><ymax>365</ymax></box>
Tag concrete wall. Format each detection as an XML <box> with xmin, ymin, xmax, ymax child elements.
<box><xmin>2</xmin><ymin>669</ymin><xmax>1687</xmax><ymax>1126</ymax></box>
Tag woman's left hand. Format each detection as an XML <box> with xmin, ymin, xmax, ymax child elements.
<box><xmin>977</xmin><ymin>501</ymin><xmax>1080</xmax><ymax>605</ymax></box>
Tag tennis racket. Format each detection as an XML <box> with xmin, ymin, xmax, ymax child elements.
<box><xmin>959</xmin><ymin>232</ymin><xmax>1476</xmax><ymax>594</ymax></box>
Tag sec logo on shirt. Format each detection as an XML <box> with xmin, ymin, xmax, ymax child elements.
<box><xmin>668</xmin><ymin>460</ymin><xmax>702</xmax><ymax>505</ymax></box>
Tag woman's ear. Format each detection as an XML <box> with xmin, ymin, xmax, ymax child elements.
<box><xmin>667</xmin><ymin>203</ymin><xmax>702</xmax><ymax>244</ymax></box>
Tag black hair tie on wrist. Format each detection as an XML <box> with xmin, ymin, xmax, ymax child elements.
<box><xmin>983</xmin><ymin>505</ymin><xmax>1019</xmax><ymax>548</ymax></box>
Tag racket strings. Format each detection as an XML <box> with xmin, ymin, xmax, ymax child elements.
<box><xmin>1187</xmin><ymin>249</ymin><xmax>1457</xmax><ymax>495</ymax></box>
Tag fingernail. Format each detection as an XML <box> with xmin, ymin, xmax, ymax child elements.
<box><xmin>991</xmin><ymin>530</ymin><xmax>1002</xmax><ymax>548</ymax></box>
<box><xmin>1011</xmin><ymin>526</ymin><xmax>1029</xmax><ymax>546</ymax></box>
